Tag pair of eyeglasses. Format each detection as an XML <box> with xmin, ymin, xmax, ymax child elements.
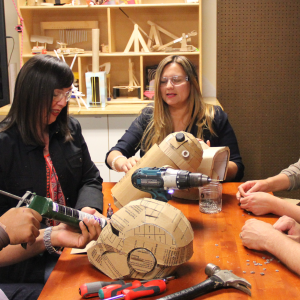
<box><xmin>53</xmin><ymin>90</ymin><xmax>72</xmax><ymax>103</ymax></box>
<box><xmin>160</xmin><ymin>75</ymin><xmax>189</xmax><ymax>86</ymax></box>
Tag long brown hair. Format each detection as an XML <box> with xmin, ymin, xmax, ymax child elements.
<box><xmin>0</xmin><ymin>55</ymin><xmax>74</xmax><ymax>146</ymax></box>
<box><xmin>141</xmin><ymin>55</ymin><xmax>216</xmax><ymax>152</ymax></box>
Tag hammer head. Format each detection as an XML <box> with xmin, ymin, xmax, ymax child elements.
<box><xmin>205</xmin><ymin>263</ymin><xmax>252</xmax><ymax>296</ymax></box>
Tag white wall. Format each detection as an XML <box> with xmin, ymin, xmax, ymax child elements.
<box><xmin>4</xmin><ymin>0</ymin><xmax>20</xmax><ymax>102</ymax></box>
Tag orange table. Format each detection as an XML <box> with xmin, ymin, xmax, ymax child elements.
<box><xmin>38</xmin><ymin>182</ymin><xmax>300</xmax><ymax>300</ymax></box>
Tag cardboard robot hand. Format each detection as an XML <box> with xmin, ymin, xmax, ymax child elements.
<box><xmin>112</xmin><ymin>131</ymin><xmax>230</xmax><ymax>208</ymax></box>
<box><xmin>87</xmin><ymin>198</ymin><xmax>194</xmax><ymax>280</ymax></box>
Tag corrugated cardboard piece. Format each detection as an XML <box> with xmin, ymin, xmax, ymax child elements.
<box><xmin>112</xmin><ymin>131</ymin><xmax>230</xmax><ymax>207</ymax></box>
<box><xmin>174</xmin><ymin>142</ymin><xmax>230</xmax><ymax>200</ymax></box>
<box><xmin>87</xmin><ymin>198</ymin><xmax>194</xmax><ymax>280</ymax></box>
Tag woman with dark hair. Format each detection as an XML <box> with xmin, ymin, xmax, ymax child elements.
<box><xmin>106</xmin><ymin>55</ymin><xmax>244</xmax><ymax>181</ymax></box>
<box><xmin>0</xmin><ymin>55</ymin><xmax>103</xmax><ymax>299</ymax></box>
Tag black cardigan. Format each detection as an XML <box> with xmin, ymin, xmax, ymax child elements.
<box><xmin>0</xmin><ymin>116</ymin><xmax>103</xmax><ymax>216</ymax></box>
<box><xmin>106</xmin><ymin>105</ymin><xmax>244</xmax><ymax>182</ymax></box>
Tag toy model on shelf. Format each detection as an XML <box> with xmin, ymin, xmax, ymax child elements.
<box><xmin>148</xmin><ymin>26</ymin><xmax>197</xmax><ymax>51</ymax></box>
<box><xmin>31</xmin><ymin>35</ymin><xmax>53</xmax><ymax>54</ymax></box>
<box><xmin>124</xmin><ymin>24</ymin><xmax>150</xmax><ymax>53</ymax></box>
<box><xmin>56</xmin><ymin>42</ymin><xmax>84</xmax><ymax>55</ymax></box>
<box><xmin>123</xmin><ymin>17</ymin><xmax>198</xmax><ymax>53</ymax></box>
<box><xmin>113</xmin><ymin>59</ymin><xmax>141</xmax><ymax>99</ymax></box>
<box><xmin>150</xmin><ymin>29</ymin><xmax>198</xmax><ymax>52</ymax></box>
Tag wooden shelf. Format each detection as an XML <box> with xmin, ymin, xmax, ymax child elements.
<box><xmin>19</xmin><ymin>3</ymin><xmax>199</xmax><ymax>9</ymax></box>
<box><xmin>0</xmin><ymin>98</ymin><xmax>220</xmax><ymax>116</ymax></box>
<box><xmin>17</xmin><ymin>0</ymin><xmax>201</xmax><ymax>101</ymax></box>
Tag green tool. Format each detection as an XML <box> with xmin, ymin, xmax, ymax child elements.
<box><xmin>0</xmin><ymin>189</ymin><xmax>107</xmax><ymax>229</ymax></box>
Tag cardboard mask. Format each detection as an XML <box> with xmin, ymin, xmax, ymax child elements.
<box><xmin>87</xmin><ymin>198</ymin><xmax>194</xmax><ymax>280</ymax></box>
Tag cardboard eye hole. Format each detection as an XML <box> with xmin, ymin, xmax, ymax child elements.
<box><xmin>128</xmin><ymin>248</ymin><xmax>156</xmax><ymax>274</ymax></box>
<box><xmin>182</xmin><ymin>150</ymin><xmax>189</xmax><ymax>158</ymax></box>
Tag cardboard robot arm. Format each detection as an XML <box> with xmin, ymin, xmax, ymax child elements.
<box><xmin>112</xmin><ymin>132</ymin><xmax>230</xmax><ymax>208</ymax></box>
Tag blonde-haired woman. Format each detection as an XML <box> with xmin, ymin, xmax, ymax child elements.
<box><xmin>106</xmin><ymin>55</ymin><xmax>244</xmax><ymax>181</ymax></box>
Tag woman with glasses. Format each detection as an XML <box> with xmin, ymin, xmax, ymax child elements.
<box><xmin>0</xmin><ymin>55</ymin><xmax>103</xmax><ymax>300</ymax></box>
<box><xmin>106</xmin><ymin>55</ymin><xmax>244</xmax><ymax>181</ymax></box>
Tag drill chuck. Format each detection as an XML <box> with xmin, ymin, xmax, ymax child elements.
<box><xmin>174</xmin><ymin>171</ymin><xmax>211</xmax><ymax>189</ymax></box>
<box><xmin>188</xmin><ymin>173</ymin><xmax>212</xmax><ymax>187</ymax></box>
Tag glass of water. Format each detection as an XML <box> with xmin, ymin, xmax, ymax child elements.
<box><xmin>199</xmin><ymin>182</ymin><xmax>222</xmax><ymax>214</ymax></box>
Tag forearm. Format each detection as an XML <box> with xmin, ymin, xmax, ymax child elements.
<box><xmin>272</xmin><ymin>199</ymin><xmax>300</xmax><ymax>223</ymax></box>
<box><xmin>0</xmin><ymin>229</ymin><xmax>46</xmax><ymax>267</ymax></box>
<box><xmin>264</xmin><ymin>230</ymin><xmax>300</xmax><ymax>275</ymax></box>
<box><xmin>106</xmin><ymin>151</ymin><xmax>125</xmax><ymax>169</ymax></box>
<box><xmin>265</xmin><ymin>173</ymin><xmax>290</xmax><ymax>192</ymax></box>
<box><xmin>224</xmin><ymin>161</ymin><xmax>238</xmax><ymax>181</ymax></box>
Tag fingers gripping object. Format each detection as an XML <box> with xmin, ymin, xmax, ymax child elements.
<box><xmin>156</xmin><ymin>263</ymin><xmax>252</xmax><ymax>300</ymax></box>
<box><xmin>0</xmin><ymin>190</ymin><xmax>107</xmax><ymax>229</ymax></box>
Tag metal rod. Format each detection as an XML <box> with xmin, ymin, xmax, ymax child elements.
<box><xmin>0</xmin><ymin>190</ymin><xmax>22</xmax><ymax>201</ymax></box>
<box><xmin>119</xmin><ymin>8</ymin><xmax>154</xmax><ymax>43</ymax></box>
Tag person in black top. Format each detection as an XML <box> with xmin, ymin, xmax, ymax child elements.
<box><xmin>0</xmin><ymin>55</ymin><xmax>103</xmax><ymax>300</ymax></box>
<box><xmin>106</xmin><ymin>55</ymin><xmax>244</xmax><ymax>181</ymax></box>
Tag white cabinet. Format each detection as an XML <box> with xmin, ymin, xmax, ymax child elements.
<box><xmin>76</xmin><ymin>114</ymin><xmax>139</xmax><ymax>182</ymax></box>
<box><xmin>108</xmin><ymin>114</ymin><xmax>139</xmax><ymax>182</ymax></box>
<box><xmin>75</xmin><ymin>115</ymin><xmax>110</xmax><ymax>181</ymax></box>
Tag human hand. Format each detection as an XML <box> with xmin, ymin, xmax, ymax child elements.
<box><xmin>240</xmin><ymin>219</ymin><xmax>275</xmax><ymax>251</ymax></box>
<box><xmin>197</xmin><ymin>139</ymin><xmax>211</xmax><ymax>149</ymax></box>
<box><xmin>51</xmin><ymin>217</ymin><xmax>101</xmax><ymax>249</ymax></box>
<box><xmin>0</xmin><ymin>208</ymin><xmax>42</xmax><ymax>246</ymax></box>
<box><xmin>236</xmin><ymin>180</ymin><xmax>270</xmax><ymax>200</ymax></box>
<box><xmin>81</xmin><ymin>207</ymin><xmax>106</xmax><ymax>219</ymax></box>
<box><xmin>239</xmin><ymin>192</ymin><xmax>278</xmax><ymax>215</ymax></box>
<box><xmin>116</xmin><ymin>156</ymin><xmax>140</xmax><ymax>173</ymax></box>
<box><xmin>273</xmin><ymin>216</ymin><xmax>300</xmax><ymax>243</ymax></box>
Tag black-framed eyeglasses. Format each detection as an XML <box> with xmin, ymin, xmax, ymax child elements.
<box><xmin>53</xmin><ymin>90</ymin><xmax>72</xmax><ymax>103</ymax></box>
<box><xmin>160</xmin><ymin>75</ymin><xmax>189</xmax><ymax>87</ymax></box>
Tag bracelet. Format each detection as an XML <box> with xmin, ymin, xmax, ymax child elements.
<box><xmin>111</xmin><ymin>155</ymin><xmax>126</xmax><ymax>172</ymax></box>
<box><xmin>43</xmin><ymin>227</ymin><xmax>62</xmax><ymax>256</ymax></box>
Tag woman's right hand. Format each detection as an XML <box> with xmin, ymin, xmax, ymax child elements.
<box><xmin>1</xmin><ymin>208</ymin><xmax>42</xmax><ymax>246</ymax></box>
<box><xmin>236</xmin><ymin>180</ymin><xmax>270</xmax><ymax>200</ymax></box>
<box><xmin>115</xmin><ymin>156</ymin><xmax>140</xmax><ymax>173</ymax></box>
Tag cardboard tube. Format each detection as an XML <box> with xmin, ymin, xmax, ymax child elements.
<box><xmin>8</xmin><ymin>63</ymin><xmax>17</xmax><ymax>103</ymax></box>
<box><xmin>92</xmin><ymin>28</ymin><xmax>100</xmax><ymax>73</ymax></box>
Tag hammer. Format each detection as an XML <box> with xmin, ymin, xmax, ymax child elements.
<box><xmin>157</xmin><ymin>263</ymin><xmax>252</xmax><ymax>299</ymax></box>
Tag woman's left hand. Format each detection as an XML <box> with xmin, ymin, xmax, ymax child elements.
<box><xmin>197</xmin><ymin>139</ymin><xmax>211</xmax><ymax>148</ymax></box>
<box><xmin>81</xmin><ymin>206</ymin><xmax>107</xmax><ymax>220</ymax></box>
<box><xmin>239</xmin><ymin>192</ymin><xmax>278</xmax><ymax>215</ymax></box>
<box><xmin>51</xmin><ymin>217</ymin><xmax>101</xmax><ymax>249</ymax></box>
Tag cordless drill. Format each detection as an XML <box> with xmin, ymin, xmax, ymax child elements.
<box><xmin>131</xmin><ymin>167</ymin><xmax>212</xmax><ymax>202</ymax></box>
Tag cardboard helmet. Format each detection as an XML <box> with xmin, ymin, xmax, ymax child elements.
<box><xmin>87</xmin><ymin>198</ymin><xmax>194</xmax><ymax>279</ymax></box>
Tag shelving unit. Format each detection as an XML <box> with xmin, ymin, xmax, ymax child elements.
<box><xmin>17</xmin><ymin>0</ymin><xmax>201</xmax><ymax>102</ymax></box>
